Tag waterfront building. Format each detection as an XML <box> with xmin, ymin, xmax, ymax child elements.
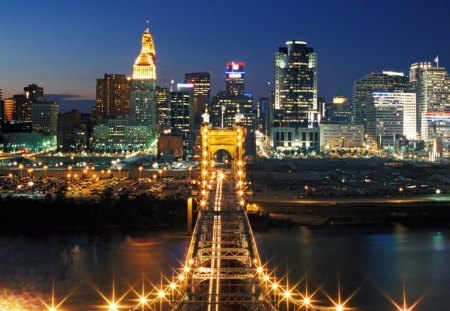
<box><xmin>320</xmin><ymin>124</ymin><xmax>364</xmax><ymax>148</ymax></box>
<box><xmin>271</xmin><ymin>126</ymin><xmax>319</xmax><ymax>151</ymax></box>
<box><xmin>92</xmin><ymin>73</ymin><xmax>132</xmax><ymax>122</ymax></box>
<box><xmin>274</xmin><ymin>40</ymin><xmax>317</xmax><ymax>126</ymax></box>
<box><xmin>416</xmin><ymin>65</ymin><xmax>450</xmax><ymax>141</ymax></box>
<box><xmin>353</xmin><ymin>71</ymin><xmax>409</xmax><ymax>137</ymax></box>
<box><xmin>367</xmin><ymin>92</ymin><xmax>417</xmax><ymax>147</ymax></box>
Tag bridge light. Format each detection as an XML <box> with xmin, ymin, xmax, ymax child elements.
<box><xmin>189</xmin><ymin>258</ymin><xmax>194</xmax><ymax>265</ymax></box>
<box><xmin>170</xmin><ymin>282</ymin><xmax>176</xmax><ymax>289</ymax></box>
<box><xmin>158</xmin><ymin>290</ymin><xmax>165</xmax><ymax>298</ymax></box>
<box><xmin>283</xmin><ymin>290</ymin><xmax>291</xmax><ymax>299</ymax></box>
<box><xmin>336</xmin><ymin>304</ymin><xmax>344</xmax><ymax>311</ymax></box>
<box><xmin>139</xmin><ymin>296</ymin><xmax>147</xmax><ymax>304</ymax></box>
<box><xmin>184</xmin><ymin>265</ymin><xmax>190</xmax><ymax>273</ymax></box>
<box><xmin>109</xmin><ymin>302</ymin><xmax>118</xmax><ymax>311</ymax></box>
<box><xmin>257</xmin><ymin>267</ymin><xmax>263</xmax><ymax>274</ymax></box>
<box><xmin>272</xmin><ymin>283</ymin><xmax>278</xmax><ymax>290</ymax></box>
<box><xmin>304</xmin><ymin>297</ymin><xmax>311</xmax><ymax>306</ymax></box>
<box><xmin>178</xmin><ymin>274</ymin><xmax>185</xmax><ymax>281</ymax></box>
<box><xmin>240</xmin><ymin>200</ymin><xmax>245</xmax><ymax>206</ymax></box>
<box><xmin>238</xmin><ymin>190</ymin><xmax>244</xmax><ymax>196</ymax></box>
<box><xmin>263</xmin><ymin>275</ymin><xmax>269</xmax><ymax>282</ymax></box>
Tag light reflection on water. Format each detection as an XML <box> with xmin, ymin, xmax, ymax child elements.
<box><xmin>0</xmin><ymin>225</ymin><xmax>448</xmax><ymax>310</ymax></box>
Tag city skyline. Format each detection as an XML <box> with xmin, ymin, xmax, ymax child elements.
<box><xmin>1</xmin><ymin>0</ymin><xmax>450</xmax><ymax>112</ymax></box>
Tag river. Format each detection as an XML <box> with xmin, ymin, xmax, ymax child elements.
<box><xmin>0</xmin><ymin>224</ymin><xmax>448</xmax><ymax>310</ymax></box>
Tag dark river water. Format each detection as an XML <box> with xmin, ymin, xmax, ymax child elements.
<box><xmin>0</xmin><ymin>224</ymin><xmax>449</xmax><ymax>310</ymax></box>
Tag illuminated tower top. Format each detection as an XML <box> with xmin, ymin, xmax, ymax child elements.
<box><xmin>132</xmin><ymin>21</ymin><xmax>156</xmax><ymax>80</ymax></box>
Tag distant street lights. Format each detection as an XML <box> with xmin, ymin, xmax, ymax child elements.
<box><xmin>399</xmin><ymin>187</ymin><xmax>404</xmax><ymax>202</ymax></box>
<box><xmin>118</xmin><ymin>166</ymin><xmax>122</xmax><ymax>179</ymax></box>
<box><xmin>158</xmin><ymin>169</ymin><xmax>163</xmax><ymax>180</ymax></box>
<box><xmin>188</xmin><ymin>166</ymin><xmax>192</xmax><ymax>180</ymax></box>
<box><xmin>436</xmin><ymin>189</ymin><xmax>441</xmax><ymax>195</ymax></box>
<box><xmin>28</xmin><ymin>168</ymin><xmax>33</xmax><ymax>179</ymax></box>
<box><xmin>304</xmin><ymin>185</ymin><xmax>309</xmax><ymax>205</ymax></box>
<box><xmin>139</xmin><ymin>166</ymin><xmax>143</xmax><ymax>179</ymax></box>
<box><xmin>18</xmin><ymin>164</ymin><xmax>24</xmax><ymax>178</ymax></box>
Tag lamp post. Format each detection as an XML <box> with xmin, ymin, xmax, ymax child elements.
<box><xmin>19</xmin><ymin>164</ymin><xmax>24</xmax><ymax>178</ymax></box>
<box><xmin>158</xmin><ymin>169</ymin><xmax>162</xmax><ymax>180</ymax></box>
<box><xmin>139</xmin><ymin>166</ymin><xmax>143</xmax><ymax>179</ymax></box>
<box><xmin>43</xmin><ymin>165</ymin><xmax>48</xmax><ymax>177</ymax></box>
<box><xmin>118</xmin><ymin>166</ymin><xmax>122</xmax><ymax>179</ymax></box>
<box><xmin>188</xmin><ymin>166</ymin><xmax>192</xmax><ymax>180</ymax></box>
<box><xmin>304</xmin><ymin>185</ymin><xmax>309</xmax><ymax>205</ymax></box>
<box><xmin>28</xmin><ymin>168</ymin><xmax>33</xmax><ymax>179</ymax></box>
<box><xmin>399</xmin><ymin>187</ymin><xmax>404</xmax><ymax>203</ymax></box>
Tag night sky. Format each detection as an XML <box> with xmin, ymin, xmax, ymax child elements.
<box><xmin>1</xmin><ymin>0</ymin><xmax>449</xmax><ymax>112</ymax></box>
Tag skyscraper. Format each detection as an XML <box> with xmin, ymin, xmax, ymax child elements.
<box><xmin>274</xmin><ymin>40</ymin><xmax>317</xmax><ymax>127</ymax></box>
<box><xmin>170</xmin><ymin>85</ymin><xmax>194</xmax><ymax>134</ymax></box>
<box><xmin>13</xmin><ymin>84</ymin><xmax>44</xmax><ymax>122</ymax></box>
<box><xmin>367</xmin><ymin>92</ymin><xmax>417</xmax><ymax>147</ymax></box>
<box><xmin>93</xmin><ymin>74</ymin><xmax>132</xmax><ymax>122</ymax></box>
<box><xmin>225</xmin><ymin>62</ymin><xmax>245</xmax><ymax>96</ymax></box>
<box><xmin>416</xmin><ymin>65</ymin><xmax>450</xmax><ymax>141</ymax></box>
<box><xmin>184</xmin><ymin>72</ymin><xmax>210</xmax><ymax>126</ymax></box>
<box><xmin>330</xmin><ymin>92</ymin><xmax>352</xmax><ymax>124</ymax></box>
<box><xmin>156</xmin><ymin>86</ymin><xmax>170</xmax><ymax>132</ymax></box>
<box><xmin>353</xmin><ymin>71</ymin><xmax>409</xmax><ymax>137</ymax></box>
<box><xmin>130</xmin><ymin>23</ymin><xmax>157</xmax><ymax>151</ymax></box>
<box><xmin>32</xmin><ymin>96</ymin><xmax>59</xmax><ymax>145</ymax></box>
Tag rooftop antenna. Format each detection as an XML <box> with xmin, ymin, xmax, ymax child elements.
<box><xmin>146</xmin><ymin>18</ymin><xmax>150</xmax><ymax>31</ymax></box>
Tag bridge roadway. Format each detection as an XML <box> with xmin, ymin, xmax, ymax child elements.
<box><xmin>172</xmin><ymin>169</ymin><xmax>275</xmax><ymax>311</ymax></box>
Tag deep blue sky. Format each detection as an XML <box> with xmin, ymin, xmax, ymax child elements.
<box><xmin>1</xmin><ymin>0</ymin><xmax>449</xmax><ymax>112</ymax></box>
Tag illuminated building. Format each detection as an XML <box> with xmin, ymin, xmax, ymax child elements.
<box><xmin>409</xmin><ymin>62</ymin><xmax>432</xmax><ymax>90</ymax></box>
<box><xmin>156</xmin><ymin>86</ymin><xmax>170</xmax><ymax>132</ymax></box>
<box><xmin>226</xmin><ymin>62</ymin><xmax>245</xmax><ymax>96</ymax></box>
<box><xmin>170</xmin><ymin>84</ymin><xmax>194</xmax><ymax>134</ymax></box>
<box><xmin>271</xmin><ymin>127</ymin><xmax>319</xmax><ymax>150</ymax></box>
<box><xmin>185</xmin><ymin>72</ymin><xmax>210</xmax><ymax>125</ymax></box>
<box><xmin>210</xmin><ymin>62</ymin><xmax>255</xmax><ymax>130</ymax></box>
<box><xmin>12</xmin><ymin>84</ymin><xmax>43</xmax><ymax>122</ymax></box>
<box><xmin>330</xmin><ymin>92</ymin><xmax>352</xmax><ymax>124</ymax></box>
<box><xmin>320</xmin><ymin>124</ymin><xmax>364</xmax><ymax>148</ymax></box>
<box><xmin>353</xmin><ymin>71</ymin><xmax>409</xmax><ymax>137</ymax></box>
<box><xmin>93</xmin><ymin>73</ymin><xmax>132</xmax><ymax>122</ymax></box>
<box><xmin>274</xmin><ymin>40</ymin><xmax>317</xmax><ymax>126</ymax></box>
<box><xmin>130</xmin><ymin>23</ymin><xmax>157</xmax><ymax>152</ymax></box>
<box><xmin>3</xmin><ymin>98</ymin><xmax>15</xmax><ymax>121</ymax></box>
<box><xmin>31</xmin><ymin>96</ymin><xmax>59</xmax><ymax>146</ymax></box>
<box><xmin>367</xmin><ymin>92</ymin><xmax>417</xmax><ymax>147</ymax></box>
<box><xmin>416</xmin><ymin>65</ymin><xmax>450</xmax><ymax>141</ymax></box>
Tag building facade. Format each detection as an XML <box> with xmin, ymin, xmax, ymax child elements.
<box><xmin>353</xmin><ymin>71</ymin><xmax>409</xmax><ymax>137</ymax></box>
<box><xmin>416</xmin><ymin>66</ymin><xmax>450</xmax><ymax>141</ymax></box>
<box><xmin>31</xmin><ymin>97</ymin><xmax>59</xmax><ymax>146</ymax></box>
<box><xmin>130</xmin><ymin>24</ymin><xmax>157</xmax><ymax>152</ymax></box>
<box><xmin>320</xmin><ymin>124</ymin><xmax>364</xmax><ymax>148</ymax></box>
<box><xmin>368</xmin><ymin>92</ymin><xmax>417</xmax><ymax>147</ymax></box>
<box><xmin>274</xmin><ymin>40</ymin><xmax>317</xmax><ymax>127</ymax></box>
<box><xmin>93</xmin><ymin>73</ymin><xmax>132</xmax><ymax>122</ymax></box>
<box><xmin>185</xmin><ymin>72</ymin><xmax>210</xmax><ymax>126</ymax></box>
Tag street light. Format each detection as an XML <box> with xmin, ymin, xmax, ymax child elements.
<box><xmin>118</xmin><ymin>166</ymin><xmax>122</xmax><ymax>179</ymax></box>
<box><xmin>43</xmin><ymin>165</ymin><xmax>48</xmax><ymax>177</ymax></box>
<box><xmin>139</xmin><ymin>166</ymin><xmax>143</xmax><ymax>179</ymax></box>
<box><xmin>18</xmin><ymin>164</ymin><xmax>24</xmax><ymax>178</ymax></box>
<box><xmin>188</xmin><ymin>166</ymin><xmax>192</xmax><ymax>180</ymax></box>
<box><xmin>28</xmin><ymin>168</ymin><xmax>33</xmax><ymax>179</ymax></box>
<box><xmin>158</xmin><ymin>169</ymin><xmax>163</xmax><ymax>180</ymax></box>
<box><xmin>304</xmin><ymin>185</ymin><xmax>309</xmax><ymax>204</ymax></box>
<box><xmin>436</xmin><ymin>189</ymin><xmax>441</xmax><ymax>195</ymax></box>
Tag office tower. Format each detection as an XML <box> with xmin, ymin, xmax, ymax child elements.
<box><xmin>12</xmin><ymin>84</ymin><xmax>44</xmax><ymax>122</ymax></box>
<box><xmin>320</xmin><ymin>124</ymin><xmax>365</xmax><ymax>148</ymax></box>
<box><xmin>93</xmin><ymin>74</ymin><xmax>132</xmax><ymax>122</ymax></box>
<box><xmin>130</xmin><ymin>24</ymin><xmax>157</xmax><ymax>150</ymax></box>
<box><xmin>353</xmin><ymin>71</ymin><xmax>409</xmax><ymax>136</ymax></box>
<box><xmin>256</xmin><ymin>97</ymin><xmax>268</xmax><ymax>132</ymax></box>
<box><xmin>225</xmin><ymin>62</ymin><xmax>245</xmax><ymax>96</ymax></box>
<box><xmin>57</xmin><ymin>109</ymin><xmax>82</xmax><ymax>151</ymax></box>
<box><xmin>3</xmin><ymin>98</ymin><xmax>15</xmax><ymax>121</ymax></box>
<box><xmin>31</xmin><ymin>96</ymin><xmax>59</xmax><ymax>145</ymax></box>
<box><xmin>185</xmin><ymin>72</ymin><xmax>211</xmax><ymax>125</ymax></box>
<box><xmin>330</xmin><ymin>92</ymin><xmax>352</xmax><ymax>124</ymax></box>
<box><xmin>211</xmin><ymin>92</ymin><xmax>254</xmax><ymax>129</ymax></box>
<box><xmin>274</xmin><ymin>40</ymin><xmax>317</xmax><ymax>127</ymax></box>
<box><xmin>169</xmin><ymin>84</ymin><xmax>194</xmax><ymax>134</ymax></box>
<box><xmin>416</xmin><ymin>66</ymin><xmax>450</xmax><ymax>142</ymax></box>
<box><xmin>367</xmin><ymin>92</ymin><xmax>416</xmax><ymax>147</ymax></box>
<box><xmin>409</xmin><ymin>62</ymin><xmax>432</xmax><ymax>91</ymax></box>
<box><xmin>156</xmin><ymin>86</ymin><xmax>170</xmax><ymax>132</ymax></box>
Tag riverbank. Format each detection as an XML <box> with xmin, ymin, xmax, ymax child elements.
<box><xmin>253</xmin><ymin>199</ymin><xmax>450</xmax><ymax>226</ymax></box>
